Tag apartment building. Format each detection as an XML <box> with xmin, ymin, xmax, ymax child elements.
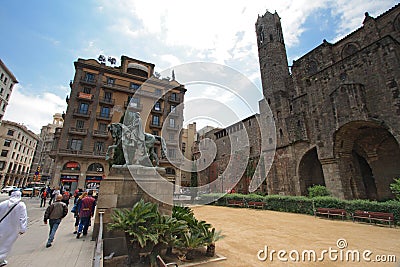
<box><xmin>0</xmin><ymin>120</ymin><xmax>39</xmax><ymax>188</ymax></box>
<box><xmin>50</xmin><ymin>55</ymin><xmax>186</xmax><ymax>192</ymax></box>
<box><xmin>30</xmin><ymin>113</ymin><xmax>64</xmax><ymax>183</ymax></box>
<box><xmin>0</xmin><ymin>59</ymin><xmax>18</xmax><ymax>122</ymax></box>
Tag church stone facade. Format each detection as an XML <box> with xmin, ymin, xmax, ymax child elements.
<box><xmin>256</xmin><ymin>5</ymin><xmax>400</xmax><ymax>200</ymax></box>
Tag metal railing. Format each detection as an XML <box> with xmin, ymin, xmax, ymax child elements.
<box><xmin>93</xmin><ymin>210</ymin><xmax>104</xmax><ymax>267</ymax></box>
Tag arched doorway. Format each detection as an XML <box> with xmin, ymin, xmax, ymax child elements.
<box><xmin>334</xmin><ymin>121</ymin><xmax>400</xmax><ymax>200</ymax></box>
<box><xmin>298</xmin><ymin>147</ymin><xmax>325</xmax><ymax>195</ymax></box>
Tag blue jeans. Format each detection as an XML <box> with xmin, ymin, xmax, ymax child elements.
<box><xmin>47</xmin><ymin>219</ymin><xmax>61</xmax><ymax>245</ymax></box>
<box><xmin>78</xmin><ymin>217</ymin><xmax>91</xmax><ymax>235</ymax></box>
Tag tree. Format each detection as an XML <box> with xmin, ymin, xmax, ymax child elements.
<box><xmin>390</xmin><ymin>178</ymin><xmax>400</xmax><ymax>201</ymax></box>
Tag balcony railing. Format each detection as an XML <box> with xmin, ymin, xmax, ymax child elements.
<box><xmin>58</xmin><ymin>149</ymin><xmax>107</xmax><ymax>157</ymax></box>
<box><xmin>151</xmin><ymin>108</ymin><xmax>163</xmax><ymax>114</ymax></box>
<box><xmin>168</xmin><ymin>96</ymin><xmax>181</xmax><ymax>103</ymax></box>
<box><xmin>68</xmin><ymin>127</ymin><xmax>88</xmax><ymax>135</ymax></box>
<box><xmin>80</xmin><ymin>77</ymin><xmax>97</xmax><ymax>85</ymax></box>
<box><xmin>99</xmin><ymin>98</ymin><xmax>115</xmax><ymax>105</ymax></box>
<box><xmin>93</xmin><ymin>130</ymin><xmax>109</xmax><ymax>138</ymax></box>
<box><xmin>124</xmin><ymin>102</ymin><xmax>143</xmax><ymax>110</ymax></box>
<box><xmin>150</xmin><ymin>123</ymin><xmax>162</xmax><ymax>129</ymax></box>
<box><xmin>73</xmin><ymin>109</ymin><xmax>91</xmax><ymax>118</ymax></box>
<box><xmin>96</xmin><ymin>112</ymin><xmax>112</xmax><ymax>121</ymax></box>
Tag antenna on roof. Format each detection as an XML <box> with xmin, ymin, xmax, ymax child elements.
<box><xmin>172</xmin><ymin>69</ymin><xmax>175</xmax><ymax>80</ymax></box>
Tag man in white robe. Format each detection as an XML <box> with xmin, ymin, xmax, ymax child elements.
<box><xmin>0</xmin><ymin>190</ymin><xmax>28</xmax><ymax>266</ymax></box>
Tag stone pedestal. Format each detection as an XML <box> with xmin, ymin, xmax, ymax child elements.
<box><xmin>92</xmin><ymin>164</ymin><xmax>173</xmax><ymax>257</ymax></box>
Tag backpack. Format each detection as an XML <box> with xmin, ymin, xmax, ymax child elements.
<box><xmin>42</xmin><ymin>191</ymin><xmax>47</xmax><ymax>198</ymax></box>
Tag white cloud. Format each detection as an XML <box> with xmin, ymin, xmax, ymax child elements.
<box><xmin>3</xmin><ymin>85</ymin><xmax>67</xmax><ymax>134</ymax></box>
<box><xmin>330</xmin><ymin>0</ymin><xmax>397</xmax><ymax>41</ymax></box>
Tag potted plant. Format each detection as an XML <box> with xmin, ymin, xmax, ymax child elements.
<box><xmin>204</xmin><ymin>227</ymin><xmax>224</xmax><ymax>257</ymax></box>
<box><xmin>108</xmin><ymin>199</ymin><xmax>160</xmax><ymax>265</ymax></box>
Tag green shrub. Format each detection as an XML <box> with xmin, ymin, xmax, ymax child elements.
<box><xmin>308</xmin><ymin>185</ymin><xmax>330</xmax><ymax>198</ymax></box>
<box><xmin>216</xmin><ymin>193</ymin><xmax>400</xmax><ymax>224</ymax></box>
<box><xmin>390</xmin><ymin>178</ymin><xmax>400</xmax><ymax>201</ymax></box>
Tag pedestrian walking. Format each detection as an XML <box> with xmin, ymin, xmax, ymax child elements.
<box><xmin>40</xmin><ymin>190</ymin><xmax>47</xmax><ymax>207</ymax></box>
<box><xmin>43</xmin><ymin>194</ymin><xmax>68</xmax><ymax>248</ymax></box>
<box><xmin>61</xmin><ymin>191</ymin><xmax>70</xmax><ymax>206</ymax></box>
<box><xmin>49</xmin><ymin>186</ymin><xmax>60</xmax><ymax>206</ymax></box>
<box><xmin>72</xmin><ymin>189</ymin><xmax>83</xmax><ymax>234</ymax></box>
<box><xmin>76</xmin><ymin>191</ymin><xmax>96</xmax><ymax>239</ymax></box>
<box><xmin>0</xmin><ymin>190</ymin><xmax>28</xmax><ymax>266</ymax></box>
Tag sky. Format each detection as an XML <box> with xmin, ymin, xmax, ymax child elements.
<box><xmin>0</xmin><ymin>0</ymin><xmax>398</xmax><ymax>134</ymax></box>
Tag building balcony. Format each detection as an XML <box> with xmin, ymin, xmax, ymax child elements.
<box><xmin>166</xmin><ymin>125</ymin><xmax>179</xmax><ymax>131</ymax></box>
<box><xmin>124</xmin><ymin>102</ymin><xmax>143</xmax><ymax>111</ymax></box>
<box><xmin>151</xmin><ymin>108</ymin><xmax>163</xmax><ymax>114</ymax></box>
<box><xmin>168</xmin><ymin>96</ymin><xmax>181</xmax><ymax>103</ymax></box>
<box><xmin>96</xmin><ymin>112</ymin><xmax>112</xmax><ymax>121</ymax></box>
<box><xmin>167</xmin><ymin>111</ymin><xmax>180</xmax><ymax>117</ymax></box>
<box><xmin>77</xmin><ymin>92</ymin><xmax>94</xmax><ymax>101</ymax></box>
<box><xmin>73</xmin><ymin>109</ymin><xmax>91</xmax><ymax>118</ymax></box>
<box><xmin>79</xmin><ymin>77</ymin><xmax>97</xmax><ymax>85</ymax></box>
<box><xmin>68</xmin><ymin>127</ymin><xmax>88</xmax><ymax>135</ymax></box>
<box><xmin>99</xmin><ymin>98</ymin><xmax>115</xmax><ymax>106</ymax></box>
<box><xmin>92</xmin><ymin>130</ymin><xmax>109</xmax><ymax>138</ymax></box>
<box><xmin>150</xmin><ymin>123</ymin><xmax>162</xmax><ymax>129</ymax></box>
<box><xmin>57</xmin><ymin>149</ymin><xmax>107</xmax><ymax>158</ymax></box>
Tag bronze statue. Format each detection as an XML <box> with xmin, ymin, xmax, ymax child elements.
<box><xmin>106</xmin><ymin>112</ymin><xmax>167</xmax><ymax>167</ymax></box>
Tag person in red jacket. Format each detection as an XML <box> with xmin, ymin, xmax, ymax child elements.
<box><xmin>76</xmin><ymin>190</ymin><xmax>96</xmax><ymax>239</ymax></box>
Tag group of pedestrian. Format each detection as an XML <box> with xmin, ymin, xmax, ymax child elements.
<box><xmin>0</xmin><ymin>187</ymin><xmax>97</xmax><ymax>266</ymax></box>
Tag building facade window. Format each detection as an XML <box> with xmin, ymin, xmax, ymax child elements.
<box><xmin>83</xmin><ymin>87</ymin><xmax>91</xmax><ymax>94</ymax></box>
<box><xmin>79</xmin><ymin>103</ymin><xmax>89</xmax><ymax>114</ymax></box>
<box><xmin>168</xmin><ymin>148</ymin><xmax>176</xmax><ymax>159</ymax></box>
<box><xmin>104</xmin><ymin>91</ymin><xmax>112</xmax><ymax>101</ymax></box>
<box><xmin>98</xmin><ymin>123</ymin><xmax>107</xmax><ymax>132</ymax></box>
<box><xmin>169</xmin><ymin>118</ymin><xmax>175</xmax><ymax>128</ymax></box>
<box><xmin>0</xmin><ymin>161</ymin><xmax>5</xmax><ymax>170</ymax></box>
<box><xmin>7</xmin><ymin>129</ymin><xmax>14</xmax><ymax>136</ymax></box>
<box><xmin>88</xmin><ymin>162</ymin><xmax>104</xmax><ymax>172</ymax></box>
<box><xmin>1</xmin><ymin>150</ymin><xmax>8</xmax><ymax>157</ymax></box>
<box><xmin>130</xmin><ymin>97</ymin><xmax>140</xmax><ymax>107</ymax></box>
<box><xmin>130</xmin><ymin>82</ymin><xmax>140</xmax><ymax>90</ymax></box>
<box><xmin>154</xmin><ymin>101</ymin><xmax>161</xmax><ymax>111</ymax></box>
<box><xmin>70</xmin><ymin>139</ymin><xmax>82</xmax><ymax>150</ymax></box>
<box><xmin>170</xmin><ymin>105</ymin><xmax>176</xmax><ymax>113</ymax></box>
<box><xmin>63</xmin><ymin>161</ymin><xmax>80</xmax><ymax>171</ymax></box>
<box><xmin>152</xmin><ymin>115</ymin><xmax>160</xmax><ymax>126</ymax></box>
<box><xmin>85</xmin><ymin>72</ymin><xmax>95</xmax><ymax>82</ymax></box>
<box><xmin>94</xmin><ymin>142</ymin><xmax>104</xmax><ymax>153</ymax></box>
<box><xmin>107</xmin><ymin>77</ymin><xmax>115</xmax><ymax>85</ymax></box>
<box><xmin>3</xmin><ymin>139</ymin><xmax>11</xmax><ymax>147</ymax></box>
<box><xmin>100</xmin><ymin>106</ymin><xmax>110</xmax><ymax>118</ymax></box>
<box><xmin>76</xmin><ymin>120</ymin><xmax>85</xmax><ymax>129</ymax></box>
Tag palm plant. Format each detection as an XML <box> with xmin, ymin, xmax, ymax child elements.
<box><xmin>174</xmin><ymin>231</ymin><xmax>206</xmax><ymax>260</ymax></box>
<box><xmin>108</xmin><ymin>199</ymin><xmax>160</xmax><ymax>264</ymax></box>
<box><xmin>203</xmin><ymin>227</ymin><xmax>225</xmax><ymax>257</ymax></box>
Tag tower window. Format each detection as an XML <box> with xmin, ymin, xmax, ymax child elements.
<box><xmin>270</xmin><ymin>34</ymin><xmax>273</xmax><ymax>41</ymax></box>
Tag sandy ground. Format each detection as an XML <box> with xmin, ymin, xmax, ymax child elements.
<box><xmin>191</xmin><ymin>205</ymin><xmax>400</xmax><ymax>267</ymax></box>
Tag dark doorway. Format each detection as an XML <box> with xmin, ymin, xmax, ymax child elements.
<box><xmin>298</xmin><ymin>147</ymin><xmax>325</xmax><ymax>195</ymax></box>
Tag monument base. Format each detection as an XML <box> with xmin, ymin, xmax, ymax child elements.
<box><xmin>92</xmin><ymin>164</ymin><xmax>173</xmax><ymax>258</ymax></box>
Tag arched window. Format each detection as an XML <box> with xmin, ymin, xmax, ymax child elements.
<box><xmin>341</xmin><ymin>43</ymin><xmax>359</xmax><ymax>59</ymax></box>
<box><xmin>63</xmin><ymin>161</ymin><xmax>80</xmax><ymax>171</ymax></box>
<box><xmin>307</xmin><ymin>61</ymin><xmax>318</xmax><ymax>75</ymax></box>
<box><xmin>88</xmin><ymin>163</ymin><xmax>104</xmax><ymax>172</ymax></box>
